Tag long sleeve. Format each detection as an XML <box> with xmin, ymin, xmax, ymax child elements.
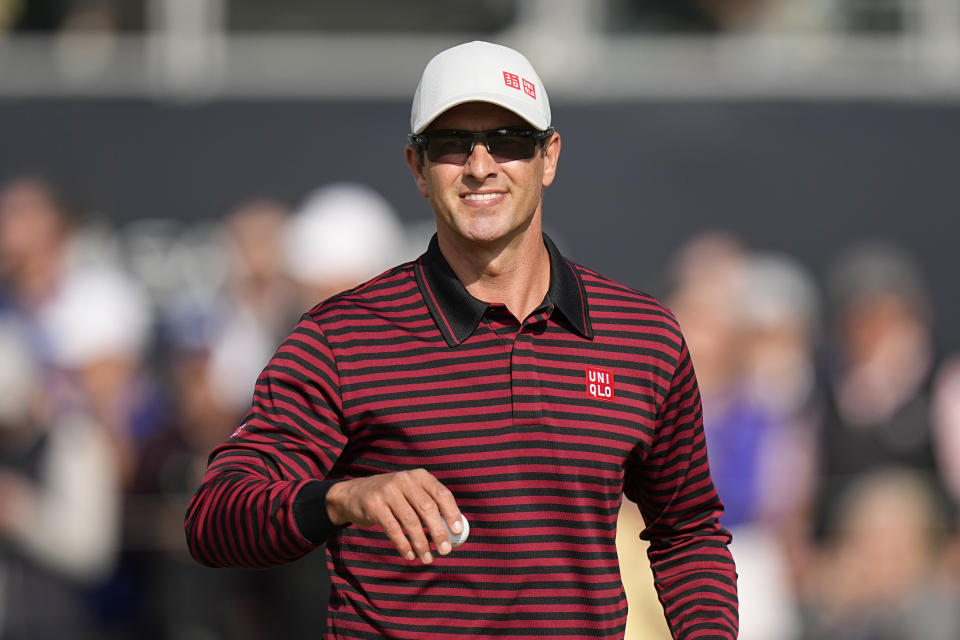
<box><xmin>184</xmin><ymin>315</ymin><xmax>348</xmax><ymax>568</ymax></box>
<box><xmin>625</xmin><ymin>337</ymin><xmax>739</xmax><ymax>639</ymax></box>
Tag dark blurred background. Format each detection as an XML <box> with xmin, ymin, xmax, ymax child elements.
<box><xmin>1</xmin><ymin>1</ymin><xmax>959</xmax><ymax>639</ymax></box>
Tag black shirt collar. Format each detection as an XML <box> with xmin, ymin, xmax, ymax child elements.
<box><xmin>414</xmin><ymin>233</ymin><xmax>593</xmax><ymax>346</ymax></box>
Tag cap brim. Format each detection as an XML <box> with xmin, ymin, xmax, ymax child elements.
<box><xmin>412</xmin><ymin>92</ymin><xmax>550</xmax><ymax>133</ymax></box>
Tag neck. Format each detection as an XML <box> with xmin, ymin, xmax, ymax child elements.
<box><xmin>437</xmin><ymin>225</ymin><xmax>550</xmax><ymax>323</ymax></box>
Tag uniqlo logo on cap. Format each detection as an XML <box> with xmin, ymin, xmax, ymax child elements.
<box><xmin>586</xmin><ymin>366</ymin><xmax>614</xmax><ymax>401</ymax></box>
<box><xmin>522</xmin><ymin>78</ymin><xmax>536</xmax><ymax>99</ymax></box>
<box><xmin>503</xmin><ymin>72</ymin><xmax>521</xmax><ymax>90</ymax></box>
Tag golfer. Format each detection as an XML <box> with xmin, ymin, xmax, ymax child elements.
<box><xmin>186</xmin><ymin>40</ymin><xmax>739</xmax><ymax>640</ymax></box>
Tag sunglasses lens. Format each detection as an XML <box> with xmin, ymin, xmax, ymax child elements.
<box><xmin>425</xmin><ymin>134</ymin><xmax>474</xmax><ymax>164</ymax></box>
<box><xmin>487</xmin><ymin>134</ymin><xmax>537</xmax><ymax>162</ymax></box>
<box><xmin>423</xmin><ymin>130</ymin><xmax>541</xmax><ymax>164</ymax></box>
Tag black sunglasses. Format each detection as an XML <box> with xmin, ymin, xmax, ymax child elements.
<box><xmin>409</xmin><ymin>127</ymin><xmax>554</xmax><ymax>165</ymax></box>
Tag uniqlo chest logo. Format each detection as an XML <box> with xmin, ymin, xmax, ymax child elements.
<box><xmin>503</xmin><ymin>71</ymin><xmax>521</xmax><ymax>90</ymax></box>
<box><xmin>522</xmin><ymin>78</ymin><xmax>536</xmax><ymax>98</ymax></box>
<box><xmin>586</xmin><ymin>367</ymin><xmax>614</xmax><ymax>401</ymax></box>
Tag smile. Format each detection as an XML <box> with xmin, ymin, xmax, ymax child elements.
<box><xmin>461</xmin><ymin>193</ymin><xmax>504</xmax><ymax>202</ymax></box>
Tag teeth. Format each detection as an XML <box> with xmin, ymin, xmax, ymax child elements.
<box><xmin>462</xmin><ymin>193</ymin><xmax>502</xmax><ymax>201</ymax></box>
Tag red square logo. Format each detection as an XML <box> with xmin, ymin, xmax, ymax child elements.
<box><xmin>503</xmin><ymin>71</ymin><xmax>521</xmax><ymax>90</ymax></box>
<box><xmin>586</xmin><ymin>367</ymin><xmax>614</xmax><ymax>401</ymax></box>
<box><xmin>522</xmin><ymin>78</ymin><xmax>536</xmax><ymax>99</ymax></box>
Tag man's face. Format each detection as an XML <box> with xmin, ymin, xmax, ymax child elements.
<box><xmin>406</xmin><ymin>102</ymin><xmax>560</xmax><ymax>250</ymax></box>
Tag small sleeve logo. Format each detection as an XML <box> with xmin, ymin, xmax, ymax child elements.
<box><xmin>586</xmin><ymin>366</ymin><xmax>614</xmax><ymax>401</ymax></box>
<box><xmin>230</xmin><ymin>422</ymin><xmax>247</xmax><ymax>438</ymax></box>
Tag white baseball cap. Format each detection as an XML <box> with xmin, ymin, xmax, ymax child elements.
<box><xmin>410</xmin><ymin>41</ymin><xmax>551</xmax><ymax>134</ymax></box>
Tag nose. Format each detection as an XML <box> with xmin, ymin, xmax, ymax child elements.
<box><xmin>462</xmin><ymin>139</ymin><xmax>498</xmax><ymax>180</ymax></box>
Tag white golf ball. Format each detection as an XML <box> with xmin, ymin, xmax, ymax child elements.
<box><xmin>443</xmin><ymin>515</ymin><xmax>470</xmax><ymax>548</ymax></box>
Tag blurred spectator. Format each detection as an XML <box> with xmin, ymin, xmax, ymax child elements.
<box><xmin>806</xmin><ymin>468</ymin><xmax>960</xmax><ymax>639</ymax></box>
<box><xmin>0</xmin><ymin>315</ymin><xmax>120</xmax><ymax>639</ymax></box>
<box><xmin>814</xmin><ymin>242</ymin><xmax>955</xmax><ymax>539</ymax></box>
<box><xmin>284</xmin><ymin>182</ymin><xmax>410</xmax><ymax>311</ymax></box>
<box><xmin>206</xmin><ymin>198</ymin><xmax>300</xmax><ymax>413</ymax></box>
<box><xmin>0</xmin><ymin>177</ymin><xmax>75</xmax><ymax>315</ymax></box>
<box><xmin>220</xmin><ymin>199</ymin><xmax>296</xmax><ymax>322</ymax></box>
<box><xmin>626</xmin><ymin>232</ymin><xmax>810</xmax><ymax>639</ymax></box>
<box><xmin>740</xmin><ymin>253</ymin><xmax>820</xmax><ymax>422</ymax></box>
<box><xmin>805</xmin><ymin>240</ymin><xmax>960</xmax><ymax>640</ymax></box>
<box><xmin>664</xmin><ymin>231</ymin><xmax>768</xmax><ymax>528</ymax></box>
<box><xmin>43</xmin><ymin>266</ymin><xmax>157</xmax><ymax>483</ymax></box>
<box><xmin>0</xmin><ymin>176</ymin><xmax>160</xmax><ymax>486</ymax></box>
<box><xmin>739</xmin><ymin>253</ymin><xmax>821</xmax><ymax>529</ymax></box>
<box><xmin>735</xmin><ymin>252</ymin><xmax>822</xmax><ymax>640</ymax></box>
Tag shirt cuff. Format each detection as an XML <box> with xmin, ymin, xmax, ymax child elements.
<box><xmin>293</xmin><ymin>479</ymin><xmax>344</xmax><ymax>544</ymax></box>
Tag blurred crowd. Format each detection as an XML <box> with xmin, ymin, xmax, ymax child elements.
<box><xmin>0</xmin><ymin>0</ymin><xmax>929</xmax><ymax>36</ymax></box>
<box><xmin>0</xmin><ymin>173</ymin><xmax>959</xmax><ymax>640</ymax></box>
<box><xmin>622</xmin><ymin>232</ymin><xmax>960</xmax><ymax>640</ymax></box>
<box><xmin>0</xmin><ymin>175</ymin><xmax>422</xmax><ymax>639</ymax></box>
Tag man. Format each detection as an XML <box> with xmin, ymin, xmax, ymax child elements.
<box><xmin>186</xmin><ymin>41</ymin><xmax>739</xmax><ymax>639</ymax></box>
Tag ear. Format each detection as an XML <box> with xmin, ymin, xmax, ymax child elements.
<box><xmin>405</xmin><ymin>145</ymin><xmax>430</xmax><ymax>198</ymax></box>
<box><xmin>541</xmin><ymin>131</ymin><xmax>561</xmax><ymax>188</ymax></box>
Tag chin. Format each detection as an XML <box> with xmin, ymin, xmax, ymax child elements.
<box><xmin>460</xmin><ymin>223</ymin><xmax>516</xmax><ymax>245</ymax></box>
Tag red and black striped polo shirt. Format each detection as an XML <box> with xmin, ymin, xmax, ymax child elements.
<box><xmin>186</xmin><ymin>234</ymin><xmax>738</xmax><ymax>639</ymax></box>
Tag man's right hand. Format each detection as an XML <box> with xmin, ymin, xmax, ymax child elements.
<box><xmin>324</xmin><ymin>468</ymin><xmax>463</xmax><ymax>565</ymax></box>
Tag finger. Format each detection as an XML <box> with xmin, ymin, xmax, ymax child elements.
<box><xmin>407</xmin><ymin>486</ymin><xmax>453</xmax><ymax>556</ymax></box>
<box><xmin>392</xmin><ymin>501</ymin><xmax>434</xmax><ymax>564</ymax></box>
<box><xmin>419</xmin><ymin>473</ymin><xmax>463</xmax><ymax>537</ymax></box>
<box><xmin>376</xmin><ymin>507</ymin><xmax>416</xmax><ymax>562</ymax></box>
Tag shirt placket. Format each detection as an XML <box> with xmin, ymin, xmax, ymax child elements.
<box><xmin>511</xmin><ymin>306</ymin><xmax>551</xmax><ymax>425</ymax></box>
<box><xmin>482</xmin><ymin>304</ymin><xmax>552</xmax><ymax>425</ymax></box>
